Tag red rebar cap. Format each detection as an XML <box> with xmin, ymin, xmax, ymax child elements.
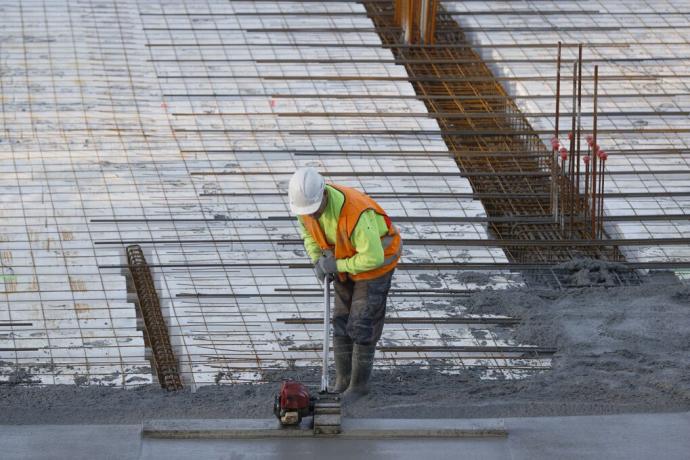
<box><xmin>586</xmin><ymin>135</ymin><xmax>594</xmax><ymax>146</ymax></box>
<box><xmin>598</xmin><ymin>151</ymin><xmax>608</xmax><ymax>160</ymax></box>
<box><xmin>583</xmin><ymin>155</ymin><xmax>591</xmax><ymax>164</ymax></box>
<box><xmin>568</xmin><ymin>132</ymin><xmax>574</xmax><ymax>140</ymax></box>
<box><xmin>560</xmin><ymin>147</ymin><xmax>568</xmax><ymax>160</ymax></box>
<box><xmin>551</xmin><ymin>137</ymin><xmax>560</xmax><ymax>149</ymax></box>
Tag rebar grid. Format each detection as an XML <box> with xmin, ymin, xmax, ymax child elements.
<box><xmin>127</xmin><ymin>245</ymin><xmax>183</xmax><ymax>391</ymax></box>
<box><xmin>363</xmin><ymin>1</ymin><xmax>627</xmax><ymax>263</ymax></box>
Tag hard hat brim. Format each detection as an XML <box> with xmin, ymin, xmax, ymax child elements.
<box><xmin>290</xmin><ymin>198</ymin><xmax>323</xmax><ymax>216</ymax></box>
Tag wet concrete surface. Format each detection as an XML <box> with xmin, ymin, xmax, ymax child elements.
<box><xmin>0</xmin><ymin>272</ymin><xmax>688</xmax><ymax>423</ymax></box>
<box><xmin>2</xmin><ymin>412</ymin><xmax>689</xmax><ymax>460</ymax></box>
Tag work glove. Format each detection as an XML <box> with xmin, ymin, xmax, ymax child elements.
<box><xmin>314</xmin><ymin>251</ymin><xmax>338</xmax><ymax>281</ymax></box>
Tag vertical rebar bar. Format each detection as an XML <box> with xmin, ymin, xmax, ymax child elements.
<box><xmin>560</xmin><ymin>149</ymin><xmax>566</xmax><ymax>231</ymax></box>
<box><xmin>598</xmin><ymin>153</ymin><xmax>607</xmax><ymax>239</ymax></box>
<box><xmin>591</xmin><ymin>66</ymin><xmax>599</xmax><ymax>238</ymax></box>
<box><xmin>576</xmin><ymin>44</ymin><xmax>583</xmax><ymax>201</ymax></box>
<box><xmin>569</xmin><ymin>61</ymin><xmax>578</xmax><ymax>237</ymax></box>
<box><xmin>584</xmin><ymin>154</ymin><xmax>590</xmax><ymax>220</ymax></box>
<box><xmin>598</xmin><ymin>155</ymin><xmax>604</xmax><ymax>239</ymax></box>
<box><xmin>552</xmin><ymin>41</ymin><xmax>562</xmax><ymax>221</ymax></box>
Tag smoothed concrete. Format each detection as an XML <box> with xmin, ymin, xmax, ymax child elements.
<box><xmin>143</xmin><ymin>417</ymin><xmax>508</xmax><ymax>439</ymax></box>
<box><xmin>505</xmin><ymin>411</ymin><xmax>690</xmax><ymax>460</ymax></box>
<box><xmin>0</xmin><ymin>425</ymin><xmax>142</xmax><ymax>460</ymax></box>
<box><xmin>2</xmin><ymin>412</ymin><xmax>689</xmax><ymax>459</ymax></box>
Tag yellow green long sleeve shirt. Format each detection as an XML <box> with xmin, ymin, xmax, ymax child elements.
<box><xmin>298</xmin><ymin>185</ymin><xmax>389</xmax><ymax>275</ymax></box>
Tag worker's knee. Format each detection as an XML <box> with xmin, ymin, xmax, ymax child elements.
<box><xmin>346</xmin><ymin>318</ymin><xmax>380</xmax><ymax>345</ymax></box>
<box><xmin>333</xmin><ymin>314</ymin><xmax>350</xmax><ymax>337</ymax></box>
<box><xmin>344</xmin><ymin>271</ymin><xmax>394</xmax><ymax>344</ymax></box>
<box><xmin>346</xmin><ymin>296</ymin><xmax>388</xmax><ymax>345</ymax></box>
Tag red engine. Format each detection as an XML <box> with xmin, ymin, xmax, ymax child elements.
<box><xmin>274</xmin><ymin>379</ymin><xmax>315</xmax><ymax>425</ymax></box>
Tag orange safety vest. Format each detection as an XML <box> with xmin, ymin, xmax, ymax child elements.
<box><xmin>301</xmin><ymin>184</ymin><xmax>402</xmax><ymax>282</ymax></box>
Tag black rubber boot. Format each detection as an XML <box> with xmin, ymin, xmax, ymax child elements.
<box><xmin>333</xmin><ymin>335</ymin><xmax>353</xmax><ymax>393</ymax></box>
<box><xmin>343</xmin><ymin>343</ymin><xmax>376</xmax><ymax>399</ymax></box>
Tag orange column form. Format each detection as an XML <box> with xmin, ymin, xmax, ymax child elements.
<box><xmin>414</xmin><ymin>0</ymin><xmax>422</xmax><ymax>43</ymax></box>
<box><xmin>429</xmin><ymin>0</ymin><xmax>438</xmax><ymax>44</ymax></box>
<box><xmin>404</xmin><ymin>0</ymin><xmax>414</xmax><ymax>44</ymax></box>
<box><xmin>398</xmin><ymin>0</ymin><xmax>437</xmax><ymax>45</ymax></box>
<box><xmin>394</xmin><ymin>0</ymin><xmax>402</xmax><ymax>26</ymax></box>
<box><xmin>420</xmin><ymin>0</ymin><xmax>438</xmax><ymax>44</ymax></box>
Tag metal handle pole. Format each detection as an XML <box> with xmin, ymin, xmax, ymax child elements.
<box><xmin>552</xmin><ymin>41</ymin><xmax>562</xmax><ymax>221</ymax></box>
<box><xmin>320</xmin><ymin>276</ymin><xmax>332</xmax><ymax>393</ymax></box>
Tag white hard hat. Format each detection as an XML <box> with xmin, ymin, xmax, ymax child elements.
<box><xmin>288</xmin><ymin>167</ymin><xmax>326</xmax><ymax>215</ymax></box>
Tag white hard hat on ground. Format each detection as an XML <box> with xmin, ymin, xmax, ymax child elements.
<box><xmin>288</xmin><ymin>167</ymin><xmax>326</xmax><ymax>215</ymax></box>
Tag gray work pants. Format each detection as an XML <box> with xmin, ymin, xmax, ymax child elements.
<box><xmin>332</xmin><ymin>270</ymin><xmax>394</xmax><ymax>345</ymax></box>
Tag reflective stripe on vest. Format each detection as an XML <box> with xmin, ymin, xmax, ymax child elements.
<box><xmin>302</xmin><ymin>184</ymin><xmax>402</xmax><ymax>282</ymax></box>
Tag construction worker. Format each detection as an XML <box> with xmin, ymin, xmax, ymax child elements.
<box><xmin>288</xmin><ymin>167</ymin><xmax>402</xmax><ymax>398</ymax></box>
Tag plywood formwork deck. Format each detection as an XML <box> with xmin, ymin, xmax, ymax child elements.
<box><xmin>2</xmin><ymin>0</ymin><xmax>555</xmax><ymax>388</ymax></box>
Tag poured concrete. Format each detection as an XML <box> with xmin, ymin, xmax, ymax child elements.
<box><xmin>2</xmin><ymin>412</ymin><xmax>690</xmax><ymax>460</ymax></box>
<box><xmin>0</xmin><ymin>275</ymin><xmax>688</xmax><ymax>425</ymax></box>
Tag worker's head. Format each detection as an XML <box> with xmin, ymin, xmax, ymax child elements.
<box><xmin>288</xmin><ymin>167</ymin><xmax>326</xmax><ymax>217</ymax></box>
